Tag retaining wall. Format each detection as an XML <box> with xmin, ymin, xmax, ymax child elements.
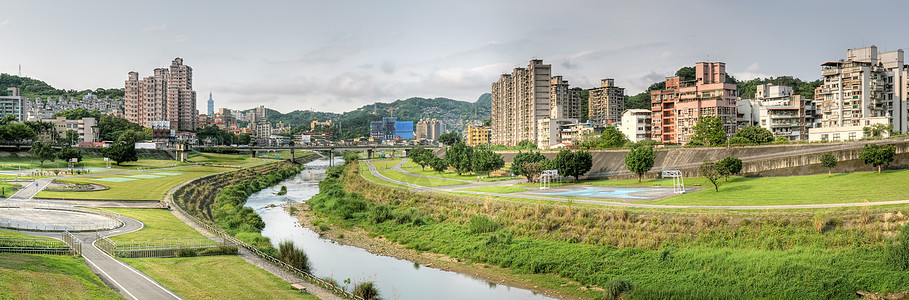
<box><xmin>497</xmin><ymin>137</ymin><xmax>909</xmax><ymax>180</ymax></box>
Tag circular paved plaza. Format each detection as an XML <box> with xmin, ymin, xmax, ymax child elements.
<box><xmin>0</xmin><ymin>207</ymin><xmax>122</xmax><ymax>232</ymax></box>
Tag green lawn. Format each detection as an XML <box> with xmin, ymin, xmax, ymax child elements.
<box><xmin>400</xmin><ymin>160</ymin><xmax>421</xmax><ymax>169</ymax></box>
<box><xmin>122</xmin><ymin>256</ymin><xmax>317</xmax><ymax>300</ymax></box>
<box><xmin>0</xmin><ymin>229</ymin><xmax>56</xmax><ymax>240</ymax></box>
<box><xmin>536</xmin><ymin>169</ymin><xmax>909</xmax><ymax>206</ymax></box>
<box><xmin>0</xmin><ymin>253</ymin><xmax>121</xmax><ymax>299</ymax></box>
<box><xmin>402</xmin><ymin>167</ymin><xmax>515</xmax><ymax>182</ymax></box>
<box><xmin>36</xmin><ymin>166</ymin><xmax>232</xmax><ymax>200</ymax></box>
<box><xmin>456</xmin><ymin>186</ymin><xmax>529</xmax><ymax>194</ymax></box>
<box><xmin>378</xmin><ymin>170</ymin><xmax>467</xmax><ymax>187</ymax></box>
<box><xmin>371</xmin><ymin>158</ymin><xmax>402</xmax><ymax>170</ymax></box>
<box><xmin>106</xmin><ymin>208</ymin><xmax>205</xmax><ymax>241</ymax></box>
<box><xmin>188</xmin><ymin>153</ymin><xmax>263</xmax><ymax>165</ymax></box>
<box><xmin>80</xmin><ymin>158</ymin><xmax>189</xmax><ymax>170</ymax></box>
<box><xmin>358</xmin><ymin>162</ymin><xmax>411</xmax><ymax>189</ymax></box>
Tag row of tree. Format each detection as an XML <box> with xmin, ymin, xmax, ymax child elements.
<box><xmin>509</xmin><ymin>149</ymin><xmax>594</xmax><ymax>182</ymax></box>
<box><xmin>408</xmin><ymin>143</ymin><xmax>506</xmax><ymax>176</ymax></box>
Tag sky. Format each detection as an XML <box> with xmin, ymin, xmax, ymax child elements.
<box><xmin>2</xmin><ymin>0</ymin><xmax>909</xmax><ymax>113</ymax></box>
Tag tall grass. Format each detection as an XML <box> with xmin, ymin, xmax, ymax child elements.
<box><xmin>305</xmin><ymin>163</ymin><xmax>909</xmax><ymax>298</ymax></box>
<box><xmin>277</xmin><ymin>241</ymin><xmax>311</xmax><ymax>273</ymax></box>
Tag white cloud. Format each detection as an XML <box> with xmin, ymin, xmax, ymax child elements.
<box><xmin>143</xmin><ymin>23</ymin><xmax>167</xmax><ymax>32</ymax></box>
<box><xmin>731</xmin><ymin>72</ymin><xmax>773</xmax><ymax>81</ymax></box>
<box><xmin>746</xmin><ymin>63</ymin><xmax>760</xmax><ymax>72</ymax></box>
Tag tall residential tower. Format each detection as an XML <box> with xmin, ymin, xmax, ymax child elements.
<box><xmin>207</xmin><ymin>92</ymin><xmax>214</xmax><ymax>116</ymax></box>
<box><xmin>124</xmin><ymin>57</ymin><xmax>197</xmax><ymax>131</ymax></box>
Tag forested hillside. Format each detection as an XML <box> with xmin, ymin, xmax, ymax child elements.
<box><xmin>0</xmin><ymin>73</ymin><xmax>124</xmax><ymax>99</ymax></box>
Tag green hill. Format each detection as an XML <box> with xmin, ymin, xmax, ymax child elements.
<box><xmin>0</xmin><ymin>73</ymin><xmax>124</xmax><ymax>99</ymax></box>
<box><xmin>263</xmin><ymin>94</ymin><xmax>491</xmax><ymax>140</ymax></box>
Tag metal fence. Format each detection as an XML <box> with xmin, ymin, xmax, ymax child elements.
<box><xmin>170</xmin><ymin>196</ymin><xmax>362</xmax><ymax>299</ymax></box>
<box><xmin>94</xmin><ymin>234</ymin><xmax>237</xmax><ymax>258</ymax></box>
<box><xmin>0</xmin><ymin>232</ymin><xmax>81</xmax><ymax>256</ymax></box>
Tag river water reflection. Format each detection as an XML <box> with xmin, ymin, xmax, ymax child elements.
<box><xmin>244</xmin><ymin>158</ymin><xmax>554</xmax><ymax>300</ymax></box>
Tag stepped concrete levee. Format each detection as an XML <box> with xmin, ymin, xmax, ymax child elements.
<box><xmin>498</xmin><ymin>137</ymin><xmax>909</xmax><ymax>180</ymax></box>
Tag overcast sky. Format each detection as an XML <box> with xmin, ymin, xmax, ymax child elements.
<box><xmin>2</xmin><ymin>0</ymin><xmax>909</xmax><ymax>113</ymax></box>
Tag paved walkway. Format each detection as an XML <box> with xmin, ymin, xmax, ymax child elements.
<box><xmin>22</xmin><ymin>217</ymin><xmax>182</xmax><ymax>300</ymax></box>
<box><xmin>364</xmin><ymin>159</ymin><xmax>909</xmax><ymax>210</ymax></box>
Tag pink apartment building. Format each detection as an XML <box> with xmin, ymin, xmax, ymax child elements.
<box><xmin>651</xmin><ymin>62</ymin><xmax>737</xmax><ymax>144</ymax></box>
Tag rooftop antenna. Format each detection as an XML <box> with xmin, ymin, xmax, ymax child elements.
<box><xmin>18</xmin><ymin>64</ymin><xmax>21</xmax><ymax>76</ymax></box>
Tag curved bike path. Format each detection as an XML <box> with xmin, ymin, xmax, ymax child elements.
<box><xmin>365</xmin><ymin>159</ymin><xmax>909</xmax><ymax>210</ymax></box>
<box><xmin>21</xmin><ymin>216</ymin><xmax>182</xmax><ymax>300</ymax></box>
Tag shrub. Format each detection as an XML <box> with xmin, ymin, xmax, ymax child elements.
<box><xmin>728</xmin><ymin>136</ymin><xmax>750</xmax><ymax>145</ymax></box>
<box><xmin>175</xmin><ymin>248</ymin><xmax>197</xmax><ymax>257</ymax></box>
<box><xmin>198</xmin><ymin>245</ymin><xmax>239</xmax><ymax>255</ymax></box>
<box><xmin>277</xmin><ymin>185</ymin><xmax>287</xmax><ymax>195</ymax></box>
<box><xmin>602</xmin><ymin>278</ymin><xmax>633</xmax><ymax>300</ymax></box>
<box><xmin>278</xmin><ymin>241</ymin><xmax>312</xmax><ymax>273</ymax></box>
<box><xmin>468</xmin><ymin>215</ymin><xmax>500</xmax><ymax>234</ymax></box>
<box><xmin>887</xmin><ymin>223</ymin><xmax>909</xmax><ymax>270</ymax></box>
<box><xmin>353</xmin><ymin>281</ymin><xmax>381</xmax><ymax>300</ymax></box>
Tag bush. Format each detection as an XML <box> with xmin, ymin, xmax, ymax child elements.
<box><xmin>343</xmin><ymin>152</ymin><xmax>360</xmax><ymax>164</ymax></box>
<box><xmin>887</xmin><ymin>223</ymin><xmax>909</xmax><ymax>270</ymax></box>
<box><xmin>602</xmin><ymin>278</ymin><xmax>633</xmax><ymax>300</ymax></box>
<box><xmin>198</xmin><ymin>245</ymin><xmax>239</xmax><ymax>255</ymax></box>
<box><xmin>353</xmin><ymin>281</ymin><xmax>381</xmax><ymax>300</ymax></box>
<box><xmin>468</xmin><ymin>215</ymin><xmax>500</xmax><ymax>234</ymax></box>
<box><xmin>729</xmin><ymin>136</ymin><xmax>750</xmax><ymax>145</ymax></box>
<box><xmin>278</xmin><ymin>240</ymin><xmax>312</xmax><ymax>273</ymax></box>
<box><xmin>175</xmin><ymin>248</ymin><xmax>197</xmax><ymax>257</ymax></box>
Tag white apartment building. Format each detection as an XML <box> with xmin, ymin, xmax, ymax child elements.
<box><xmin>620</xmin><ymin>109</ymin><xmax>652</xmax><ymax>142</ymax></box>
<box><xmin>738</xmin><ymin>84</ymin><xmax>812</xmax><ymax>141</ymax></box>
<box><xmin>809</xmin><ymin>45</ymin><xmax>908</xmax><ymax>140</ymax></box>
<box><xmin>52</xmin><ymin>117</ymin><xmax>99</xmax><ymax>144</ymax></box>
<box><xmin>537</xmin><ymin>118</ymin><xmax>578</xmax><ymax>149</ymax></box>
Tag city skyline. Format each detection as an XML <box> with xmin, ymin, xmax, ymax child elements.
<box><xmin>1</xmin><ymin>0</ymin><xmax>909</xmax><ymax>113</ymax></box>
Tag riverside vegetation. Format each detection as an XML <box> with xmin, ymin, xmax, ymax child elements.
<box><xmin>307</xmin><ymin>160</ymin><xmax>909</xmax><ymax>299</ymax></box>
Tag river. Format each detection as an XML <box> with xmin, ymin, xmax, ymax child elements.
<box><xmin>244</xmin><ymin>158</ymin><xmax>554</xmax><ymax>300</ymax></box>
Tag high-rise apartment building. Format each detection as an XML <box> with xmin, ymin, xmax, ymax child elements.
<box><xmin>737</xmin><ymin>84</ymin><xmax>812</xmax><ymax>141</ymax></box>
<box><xmin>588</xmin><ymin>78</ymin><xmax>625</xmax><ymax>126</ymax></box>
<box><xmin>493</xmin><ymin>59</ymin><xmax>579</xmax><ymax>146</ymax></box>
<box><xmin>415</xmin><ymin>118</ymin><xmax>443</xmax><ymax>141</ymax></box>
<box><xmin>550</xmin><ymin>76</ymin><xmax>581</xmax><ymax>119</ymax></box>
<box><xmin>0</xmin><ymin>88</ymin><xmax>24</xmax><ymax>121</ymax></box>
<box><xmin>125</xmin><ymin>57</ymin><xmax>197</xmax><ymax>131</ymax></box>
<box><xmin>651</xmin><ymin>62</ymin><xmax>738</xmax><ymax>144</ymax></box>
<box><xmin>808</xmin><ymin>46</ymin><xmax>908</xmax><ymax>141</ymax></box>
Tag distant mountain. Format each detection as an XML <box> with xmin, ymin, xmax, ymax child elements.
<box><xmin>263</xmin><ymin>94</ymin><xmax>491</xmax><ymax>140</ymax></box>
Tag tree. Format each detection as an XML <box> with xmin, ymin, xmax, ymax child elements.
<box><xmin>510</xmin><ymin>151</ymin><xmax>548</xmax><ymax>181</ymax></box>
<box><xmin>699</xmin><ymin>161</ymin><xmax>721</xmax><ymax>192</ymax></box>
<box><xmin>445</xmin><ymin>142</ymin><xmax>473</xmax><ymax>175</ymax></box>
<box><xmin>819</xmin><ymin>152</ymin><xmax>837</xmax><ymax>177</ymax></box>
<box><xmin>429</xmin><ymin>156</ymin><xmax>448</xmax><ymax>173</ymax></box>
<box><xmin>600</xmin><ymin>126</ymin><xmax>628</xmax><ymax>149</ymax></box>
<box><xmin>676</xmin><ymin>66</ymin><xmax>696</xmax><ymax>82</ymax></box>
<box><xmin>624</xmin><ymin>145</ymin><xmax>655</xmax><ymax>182</ymax></box>
<box><xmin>715</xmin><ymin>156</ymin><xmax>743</xmax><ymax>181</ymax></box>
<box><xmin>517</xmin><ymin>140</ymin><xmax>536</xmax><ymax>149</ymax></box>
<box><xmin>471</xmin><ymin>148</ymin><xmax>504</xmax><ymax>175</ymax></box>
<box><xmin>238</xmin><ymin>134</ymin><xmax>252</xmax><ymax>145</ymax></box>
<box><xmin>117</xmin><ymin>129</ymin><xmax>146</xmax><ymax>144</ymax></box>
<box><xmin>342</xmin><ymin>151</ymin><xmax>359</xmax><ymax>164</ymax></box>
<box><xmin>859</xmin><ymin>144</ymin><xmax>896</xmax><ymax>173</ymax></box>
<box><xmin>438</xmin><ymin>132</ymin><xmax>462</xmax><ymax>146</ymax></box>
<box><xmin>98</xmin><ymin>114</ymin><xmax>144</xmax><ymax>142</ymax></box>
<box><xmin>689</xmin><ymin>116</ymin><xmax>727</xmax><ymax>146</ymax></box>
<box><xmin>522</xmin><ymin>161</ymin><xmax>545</xmax><ymax>183</ymax></box>
<box><xmin>482</xmin><ymin>118</ymin><xmax>491</xmax><ymax>127</ymax></box>
<box><xmin>728</xmin><ymin>136</ymin><xmax>749</xmax><ymax>145</ymax></box>
<box><xmin>551</xmin><ymin>149</ymin><xmax>593</xmax><ymax>182</ymax></box>
<box><xmin>863</xmin><ymin>123</ymin><xmax>893</xmax><ymax>139</ymax></box>
<box><xmin>66</xmin><ymin>130</ymin><xmax>79</xmax><ymax>145</ymax></box>
<box><xmin>734</xmin><ymin>126</ymin><xmax>773</xmax><ymax>145</ymax></box>
<box><xmin>57</xmin><ymin>146</ymin><xmax>82</xmax><ymax>162</ymax></box>
<box><xmin>407</xmin><ymin>147</ymin><xmax>434</xmax><ymax>170</ymax></box>
<box><xmin>29</xmin><ymin>142</ymin><xmax>55</xmax><ymax>166</ymax></box>
<box><xmin>102</xmin><ymin>143</ymin><xmax>138</xmax><ymax>166</ymax></box>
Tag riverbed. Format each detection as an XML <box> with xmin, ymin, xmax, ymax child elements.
<box><xmin>244</xmin><ymin>158</ymin><xmax>554</xmax><ymax>300</ymax></box>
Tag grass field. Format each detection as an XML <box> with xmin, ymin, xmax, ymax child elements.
<box><xmin>456</xmin><ymin>186</ymin><xmax>529</xmax><ymax>194</ymax></box>
<box><xmin>378</xmin><ymin>170</ymin><xmax>467</xmax><ymax>187</ymax></box>
<box><xmin>402</xmin><ymin>166</ymin><xmax>515</xmax><ymax>182</ymax></box>
<box><xmin>80</xmin><ymin>158</ymin><xmax>188</xmax><ymax>170</ymax></box>
<box><xmin>36</xmin><ymin>166</ymin><xmax>232</xmax><ymax>200</ymax></box>
<box><xmin>106</xmin><ymin>208</ymin><xmax>206</xmax><ymax>241</ymax></box>
<box><xmin>188</xmin><ymin>153</ymin><xmax>264</xmax><ymax>165</ymax></box>
<box><xmin>0</xmin><ymin>253</ymin><xmax>120</xmax><ymax>299</ymax></box>
<box><xmin>371</xmin><ymin>158</ymin><xmax>402</xmax><ymax>170</ymax></box>
<box><xmin>0</xmin><ymin>229</ymin><xmax>56</xmax><ymax>240</ymax></box>
<box><xmin>122</xmin><ymin>255</ymin><xmax>317</xmax><ymax>299</ymax></box>
<box><xmin>358</xmin><ymin>162</ymin><xmax>411</xmax><ymax>189</ymax></box>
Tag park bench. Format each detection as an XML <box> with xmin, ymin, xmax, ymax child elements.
<box><xmin>291</xmin><ymin>283</ymin><xmax>307</xmax><ymax>293</ymax></box>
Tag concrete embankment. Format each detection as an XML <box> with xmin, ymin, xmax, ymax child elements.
<box><xmin>497</xmin><ymin>137</ymin><xmax>909</xmax><ymax>179</ymax></box>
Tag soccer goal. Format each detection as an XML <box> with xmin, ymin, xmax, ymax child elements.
<box><xmin>661</xmin><ymin>170</ymin><xmax>685</xmax><ymax>194</ymax></box>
